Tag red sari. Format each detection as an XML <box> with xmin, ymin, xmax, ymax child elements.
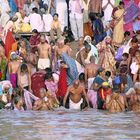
<box><xmin>4</xmin><ymin>30</ymin><xmax>15</xmax><ymax>57</ymax></box>
<box><xmin>56</xmin><ymin>68</ymin><xmax>67</xmax><ymax>98</ymax></box>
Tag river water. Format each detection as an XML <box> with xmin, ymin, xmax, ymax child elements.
<box><xmin>0</xmin><ymin>108</ymin><xmax>140</xmax><ymax>140</ymax></box>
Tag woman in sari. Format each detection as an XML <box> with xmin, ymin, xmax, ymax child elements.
<box><xmin>123</xmin><ymin>0</ymin><xmax>140</xmax><ymax>37</ymax></box>
<box><xmin>112</xmin><ymin>2</ymin><xmax>125</xmax><ymax>47</ymax></box>
<box><xmin>97</xmin><ymin>36</ymin><xmax>116</xmax><ymax>73</ymax></box>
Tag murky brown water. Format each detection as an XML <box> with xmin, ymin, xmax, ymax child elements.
<box><xmin>0</xmin><ymin>108</ymin><xmax>140</xmax><ymax>140</ymax></box>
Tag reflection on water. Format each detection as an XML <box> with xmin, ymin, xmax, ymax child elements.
<box><xmin>0</xmin><ymin>108</ymin><xmax>140</xmax><ymax>140</ymax></box>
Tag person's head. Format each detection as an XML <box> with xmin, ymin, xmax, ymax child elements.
<box><xmin>53</xmin><ymin>13</ymin><xmax>59</xmax><ymax>21</ymax></box>
<box><xmin>73</xmin><ymin>80</ymin><xmax>80</xmax><ymax>89</ymax></box>
<box><xmin>57</xmin><ymin>37</ymin><xmax>65</xmax><ymax>47</ymax></box>
<box><xmin>14</xmin><ymin>97</ymin><xmax>24</xmax><ymax>106</ymax></box>
<box><xmin>84</xmin><ymin>36</ymin><xmax>91</xmax><ymax>44</ymax></box>
<box><xmin>40</xmin><ymin>34</ymin><xmax>46</xmax><ymax>44</ymax></box>
<box><xmin>10</xmin><ymin>52</ymin><xmax>17</xmax><ymax>61</ymax></box>
<box><xmin>119</xmin><ymin>1</ymin><xmax>125</xmax><ymax>9</ymax></box>
<box><xmin>45</xmin><ymin>73</ymin><xmax>53</xmax><ymax>81</ymax></box>
<box><xmin>50</xmin><ymin>40</ymin><xmax>55</xmax><ymax>46</ymax></box>
<box><xmin>134</xmin><ymin>82</ymin><xmax>140</xmax><ymax>94</ymax></box>
<box><xmin>122</xmin><ymin>53</ymin><xmax>129</xmax><ymax>61</ymax></box>
<box><xmin>79</xmin><ymin>73</ymin><xmax>85</xmax><ymax>82</ymax></box>
<box><xmin>84</xmin><ymin>41</ymin><xmax>91</xmax><ymax>53</ymax></box>
<box><xmin>32</xmin><ymin>7</ymin><xmax>38</xmax><ymax>13</ymax></box>
<box><xmin>135</xmin><ymin>50</ymin><xmax>140</xmax><ymax>59</ymax></box>
<box><xmin>12</xmin><ymin>15</ymin><xmax>18</xmax><ymax>22</ymax></box>
<box><xmin>97</xmin><ymin>67</ymin><xmax>105</xmax><ymax>77</ymax></box>
<box><xmin>131</xmin><ymin>37</ymin><xmax>138</xmax><ymax>48</ymax></box>
<box><xmin>105</xmin><ymin>71</ymin><xmax>111</xmax><ymax>78</ymax></box>
<box><xmin>20</xmin><ymin>63</ymin><xmax>28</xmax><ymax>73</ymax></box>
<box><xmin>90</xmin><ymin>56</ymin><xmax>95</xmax><ymax>63</ymax></box>
<box><xmin>89</xmin><ymin>12</ymin><xmax>96</xmax><ymax>21</ymax></box>
<box><xmin>32</xmin><ymin>29</ymin><xmax>38</xmax><ymax>36</ymax></box>
<box><xmin>14</xmin><ymin>34</ymin><xmax>21</xmax><ymax>41</ymax></box>
<box><xmin>124</xmin><ymin>31</ymin><xmax>130</xmax><ymax>39</ymax></box>
<box><xmin>45</xmin><ymin>68</ymin><xmax>52</xmax><ymax>74</ymax></box>
<box><xmin>26</xmin><ymin>0</ymin><xmax>31</xmax><ymax>4</ymax></box>
<box><xmin>39</xmin><ymin>88</ymin><xmax>46</xmax><ymax>99</ymax></box>
<box><xmin>35</xmin><ymin>0</ymin><xmax>40</xmax><ymax>3</ymax></box>
<box><xmin>78</xmin><ymin>37</ymin><xmax>84</xmax><ymax>46</ymax></box>
<box><xmin>105</xmin><ymin>36</ymin><xmax>111</xmax><ymax>44</ymax></box>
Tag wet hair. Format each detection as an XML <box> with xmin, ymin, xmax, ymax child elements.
<box><xmin>124</xmin><ymin>31</ymin><xmax>130</xmax><ymax>37</ymax></box>
<box><xmin>32</xmin><ymin>7</ymin><xmax>38</xmax><ymax>13</ymax></box>
<box><xmin>45</xmin><ymin>68</ymin><xmax>52</xmax><ymax>74</ymax></box>
<box><xmin>60</xmin><ymin>60</ymin><xmax>66</xmax><ymax>64</ymax></box>
<box><xmin>131</xmin><ymin>36</ymin><xmax>138</xmax><ymax>43</ymax></box>
<box><xmin>79</xmin><ymin>73</ymin><xmax>85</xmax><ymax>81</ymax></box>
<box><xmin>89</xmin><ymin>12</ymin><xmax>96</xmax><ymax>21</ymax></box>
<box><xmin>50</xmin><ymin>40</ymin><xmax>55</xmax><ymax>46</ymax></box>
<box><xmin>105</xmin><ymin>71</ymin><xmax>111</xmax><ymax>77</ymax></box>
<box><xmin>20</xmin><ymin>63</ymin><xmax>28</xmax><ymax>73</ymax></box>
<box><xmin>122</xmin><ymin>53</ymin><xmax>129</xmax><ymax>59</ymax></box>
<box><xmin>119</xmin><ymin>1</ymin><xmax>125</xmax><ymax>6</ymax></box>
<box><xmin>14</xmin><ymin>34</ymin><xmax>21</xmax><ymax>41</ymax></box>
<box><xmin>0</xmin><ymin>39</ymin><xmax>4</xmax><ymax>47</ymax></box>
<box><xmin>45</xmin><ymin>73</ymin><xmax>53</xmax><ymax>80</ymax></box>
<box><xmin>97</xmin><ymin>67</ymin><xmax>105</xmax><ymax>75</ymax></box>
<box><xmin>53</xmin><ymin>13</ymin><xmax>59</xmax><ymax>17</ymax></box>
<box><xmin>32</xmin><ymin>29</ymin><xmax>38</xmax><ymax>34</ymax></box>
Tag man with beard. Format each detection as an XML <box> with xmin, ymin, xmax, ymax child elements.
<box><xmin>37</xmin><ymin>34</ymin><xmax>52</xmax><ymax>70</ymax></box>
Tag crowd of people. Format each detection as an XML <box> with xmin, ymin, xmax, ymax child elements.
<box><xmin>0</xmin><ymin>0</ymin><xmax>140</xmax><ymax>113</ymax></box>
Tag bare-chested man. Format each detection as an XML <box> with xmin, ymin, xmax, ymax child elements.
<box><xmin>89</xmin><ymin>0</ymin><xmax>102</xmax><ymax>13</ymax></box>
<box><xmin>54</xmin><ymin>38</ymin><xmax>71</xmax><ymax>66</ymax></box>
<box><xmin>85</xmin><ymin>56</ymin><xmax>100</xmax><ymax>89</ymax></box>
<box><xmin>63</xmin><ymin>80</ymin><xmax>89</xmax><ymax>110</ymax></box>
<box><xmin>38</xmin><ymin>34</ymin><xmax>52</xmax><ymax>70</ymax></box>
<box><xmin>8</xmin><ymin>53</ymin><xmax>21</xmax><ymax>88</ymax></box>
<box><xmin>76</xmin><ymin>41</ymin><xmax>92</xmax><ymax>67</ymax></box>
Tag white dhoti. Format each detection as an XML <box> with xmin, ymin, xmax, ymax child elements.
<box><xmin>38</xmin><ymin>58</ymin><xmax>50</xmax><ymax>70</ymax></box>
<box><xmin>69</xmin><ymin>98</ymin><xmax>83</xmax><ymax>110</ymax></box>
<box><xmin>88</xmin><ymin>77</ymin><xmax>95</xmax><ymax>89</ymax></box>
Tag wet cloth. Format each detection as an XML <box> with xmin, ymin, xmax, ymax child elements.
<box><xmin>87</xmin><ymin>90</ymin><xmax>97</xmax><ymax>108</ymax></box>
<box><xmin>56</xmin><ymin>68</ymin><xmax>67</xmax><ymax>98</ymax></box>
<box><xmin>61</xmin><ymin>53</ymin><xmax>78</xmax><ymax>85</ymax></box>
<box><xmin>45</xmin><ymin>81</ymin><xmax>58</xmax><ymax>97</ymax></box>
<box><xmin>24</xmin><ymin>89</ymin><xmax>39</xmax><ymax>110</ymax></box>
<box><xmin>88</xmin><ymin>77</ymin><xmax>95</xmax><ymax>89</ymax></box>
<box><xmin>9</xmin><ymin>73</ymin><xmax>17</xmax><ymax>88</ymax></box>
<box><xmin>69</xmin><ymin>98</ymin><xmax>83</xmax><ymax>110</ymax></box>
<box><xmin>38</xmin><ymin>58</ymin><xmax>50</xmax><ymax>70</ymax></box>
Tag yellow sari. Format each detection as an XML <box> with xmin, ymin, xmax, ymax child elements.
<box><xmin>113</xmin><ymin>8</ymin><xmax>125</xmax><ymax>46</ymax></box>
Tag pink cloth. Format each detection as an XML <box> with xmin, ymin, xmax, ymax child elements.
<box><xmin>24</xmin><ymin>90</ymin><xmax>39</xmax><ymax>110</ymax></box>
<box><xmin>45</xmin><ymin>81</ymin><xmax>58</xmax><ymax>97</ymax></box>
<box><xmin>87</xmin><ymin>90</ymin><xmax>97</xmax><ymax>109</ymax></box>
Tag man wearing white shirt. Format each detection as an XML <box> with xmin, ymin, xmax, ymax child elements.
<box><xmin>42</xmin><ymin>8</ymin><xmax>53</xmax><ymax>32</ymax></box>
<box><xmin>69</xmin><ymin>0</ymin><xmax>84</xmax><ymax>41</ymax></box>
<box><xmin>56</xmin><ymin>0</ymin><xmax>68</xmax><ymax>31</ymax></box>
<box><xmin>28</xmin><ymin>7</ymin><xmax>43</xmax><ymax>32</ymax></box>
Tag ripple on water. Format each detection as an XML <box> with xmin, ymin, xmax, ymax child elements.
<box><xmin>0</xmin><ymin>109</ymin><xmax>140</xmax><ymax>140</ymax></box>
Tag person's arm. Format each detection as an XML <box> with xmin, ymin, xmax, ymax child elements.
<box><xmin>63</xmin><ymin>87</ymin><xmax>70</xmax><ymax>107</ymax></box>
<box><xmin>17</xmin><ymin>66</ymin><xmax>23</xmax><ymax>89</ymax></box>
<box><xmin>108</xmin><ymin>0</ymin><xmax>115</xmax><ymax>8</ymax></box>
<box><xmin>91</xmin><ymin>83</ymin><xmax>101</xmax><ymax>91</ymax></box>
<box><xmin>80</xmin><ymin>50</ymin><xmax>86</xmax><ymax>67</ymax></box>
<box><xmin>48</xmin><ymin>46</ymin><xmax>52</xmax><ymax>67</ymax></box>
<box><xmin>33</xmin><ymin>100</ymin><xmax>42</xmax><ymax>111</ymax></box>
<box><xmin>84</xmin><ymin>66</ymin><xmax>88</xmax><ymax>82</ymax></box>
<box><xmin>102</xmin><ymin>1</ymin><xmax>109</xmax><ymax>10</ymax></box>
<box><xmin>82</xmin><ymin>87</ymin><xmax>90</xmax><ymax>107</ymax></box>
<box><xmin>27</xmin><ymin>65</ymin><xmax>32</xmax><ymax>91</ymax></box>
